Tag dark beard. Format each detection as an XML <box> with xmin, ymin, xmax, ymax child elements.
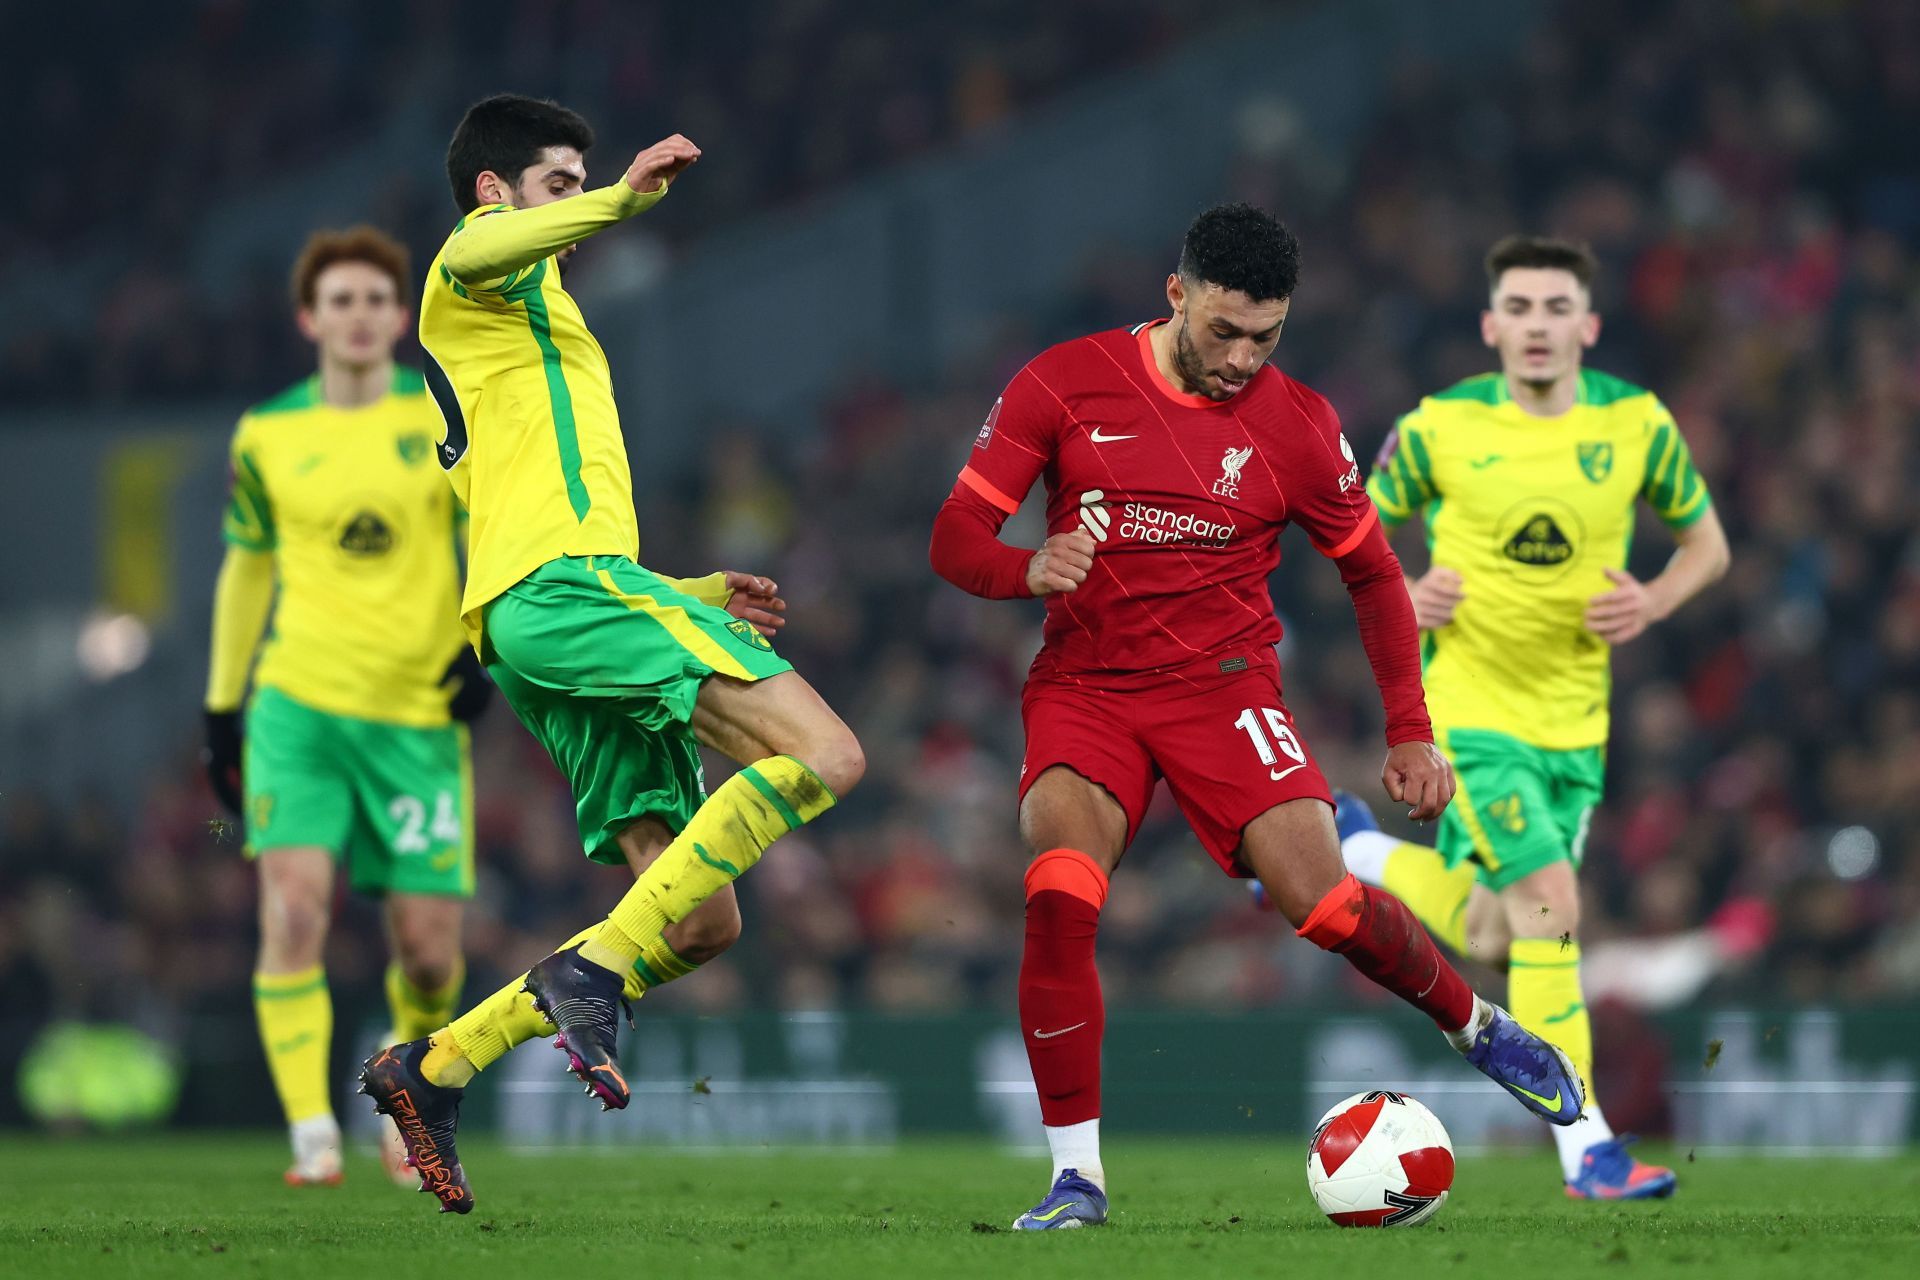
<box><xmin>1173</xmin><ymin>318</ymin><xmax>1219</xmax><ymax>399</ymax></box>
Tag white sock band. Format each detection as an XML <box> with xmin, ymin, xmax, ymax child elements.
<box><xmin>1341</xmin><ymin>830</ymin><xmax>1402</xmax><ymax>887</ymax></box>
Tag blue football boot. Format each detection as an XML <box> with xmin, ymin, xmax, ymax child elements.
<box><xmin>1011</xmin><ymin>1168</ymin><xmax>1108</xmax><ymax>1230</ymax></box>
<box><xmin>1332</xmin><ymin>787</ymin><xmax>1380</xmax><ymax>842</ymax></box>
<box><xmin>1463</xmin><ymin>1004</ymin><xmax>1585</xmax><ymax>1125</ymax></box>
<box><xmin>1565</xmin><ymin>1136</ymin><xmax>1677</xmax><ymax>1200</ymax></box>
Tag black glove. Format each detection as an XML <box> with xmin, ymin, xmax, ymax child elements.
<box><xmin>203</xmin><ymin>709</ymin><xmax>245</xmax><ymax>817</ymax></box>
<box><xmin>441</xmin><ymin>648</ymin><xmax>495</xmax><ymax>723</ymax></box>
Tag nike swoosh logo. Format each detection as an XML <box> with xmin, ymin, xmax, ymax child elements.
<box><xmin>1268</xmin><ymin>763</ymin><xmax>1306</xmax><ymax>783</ymax></box>
<box><xmin>1542</xmin><ymin>1001</ymin><xmax>1586</xmax><ymax>1024</ymax></box>
<box><xmin>1509</xmin><ymin>1082</ymin><xmax>1563</xmax><ymax>1111</ymax></box>
<box><xmin>1032</xmin><ymin>1022</ymin><xmax>1087</xmax><ymax>1040</ymax></box>
<box><xmin>1469</xmin><ymin>455</ymin><xmax>1503</xmax><ymax>469</ymax></box>
<box><xmin>1089</xmin><ymin>429</ymin><xmax>1137</xmax><ymax>443</ymax></box>
<box><xmin>1030</xmin><ymin>1203</ymin><xmax>1075</xmax><ymax>1222</ymax></box>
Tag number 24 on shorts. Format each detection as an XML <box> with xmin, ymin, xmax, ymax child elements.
<box><xmin>1234</xmin><ymin>706</ymin><xmax>1308</xmax><ymax>781</ymax></box>
<box><xmin>388</xmin><ymin>791</ymin><xmax>461</xmax><ymax>853</ymax></box>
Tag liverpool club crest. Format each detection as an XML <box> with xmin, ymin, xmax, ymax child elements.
<box><xmin>1213</xmin><ymin>445</ymin><xmax>1254</xmax><ymax>499</ymax></box>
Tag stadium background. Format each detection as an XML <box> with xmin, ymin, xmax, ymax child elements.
<box><xmin>1</xmin><ymin>0</ymin><xmax>1916</xmax><ymax>1151</ymax></box>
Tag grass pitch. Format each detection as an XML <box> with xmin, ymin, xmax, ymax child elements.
<box><xmin>2</xmin><ymin>1135</ymin><xmax>1915</xmax><ymax>1278</ymax></box>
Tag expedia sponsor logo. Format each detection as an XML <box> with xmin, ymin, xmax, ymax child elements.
<box><xmin>1117</xmin><ymin>501</ymin><xmax>1237</xmax><ymax>547</ymax></box>
<box><xmin>339</xmin><ymin>511</ymin><xmax>396</xmax><ymax>556</ymax></box>
<box><xmin>1493</xmin><ymin>497</ymin><xmax>1584</xmax><ymax>582</ymax></box>
<box><xmin>975</xmin><ymin>397</ymin><xmax>1000</xmax><ymax>448</ymax></box>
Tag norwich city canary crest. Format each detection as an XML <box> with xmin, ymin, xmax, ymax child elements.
<box><xmin>1577</xmin><ymin>442</ymin><xmax>1613</xmax><ymax>483</ymax></box>
<box><xmin>727</xmin><ymin>618</ymin><xmax>773</xmax><ymax>651</ymax></box>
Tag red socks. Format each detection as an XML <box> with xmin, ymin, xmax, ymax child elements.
<box><xmin>1298</xmin><ymin>873</ymin><xmax>1475</xmax><ymax>1031</ymax></box>
<box><xmin>1019</xmin><ymin>849</ymin><xmax>1109</xmax><ymax>1127</ymax></box>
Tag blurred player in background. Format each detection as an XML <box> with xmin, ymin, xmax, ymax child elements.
<box><xmin>203</xmin><ymin>227</ymin><xmax>494</xmax><ymax>1187</ymax></box>
<box><xmin>1348</xmin><ymin>236</ymin><xmax>1730</xmax><ymax>1199</ymax></box>
<box><xmin>360</xmin><ymin>95</ymin><xmax>863</xmax><ymax>1214</ymax></box>
<box><xmin>930</xmin><ymin>205</ymin><xmax>1583</xmax><ymax>1231</ymax></box>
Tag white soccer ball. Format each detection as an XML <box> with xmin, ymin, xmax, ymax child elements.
<box><xmin>1306</xmin><ymin>1090</ymin><xmax>1455</xmax><ymax>1227</ymax></box>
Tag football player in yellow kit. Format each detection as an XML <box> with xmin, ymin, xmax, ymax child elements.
<box><xmin>203</xmin><ymin>228</ymin><xmax>494</xmax><ymax>1187</ymax></box>
<box><xmin>1346</xmin><ymin>236</ymin><xmax>1730</xmax><ymax>1198</ymax></box>
<box><xmin>358</xmin><ymin>96</ymin><xmax>863</xmax><ymax>1213</ymax></box>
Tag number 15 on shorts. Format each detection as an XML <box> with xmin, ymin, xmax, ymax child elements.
<box><xmin>1235</xmin><ymin>706</ymin><xmax>1307</xmax><ymax>782</ymax></box>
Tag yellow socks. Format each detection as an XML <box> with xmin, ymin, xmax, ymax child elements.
<box><xmin>420</xmin><ymin>757</ymin><xmax>833</xmax><ymax>1089</ymax></box>
<box><xmin>632</xmin><ymin>934</ymin><xmax>699</xmax><ymax>992</ymax></box>
<box><xmin>1509</xmin><ymin>937</ymin><xmax>1593</xmax><ymax>1097</ymax></box>
<box><xmin>1380</xmin><ymin>842</ymin><xmax>1476</xmax><ymax>956</ymax></box>
<box><xmin>423</xmin><ymin>931</ymin><xmax>701</xmax><ymax>1087</ymax></box>
<box><xmin>253</xmin><ymin>966</ymin><xmax>333</xmax><ymax>1124</ymax></box>
<box><xmin>582</xmin><ymin>756</ymin><xmax>835</xmax><ymax>971</ymax></box>
<box><xmin>385</xmin><ymin>959</ymin><xmax>465</xmax><ymax>1044</ymax></box>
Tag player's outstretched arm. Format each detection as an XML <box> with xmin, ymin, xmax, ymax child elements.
<box><xmin>442</xmin><ymin>135</ymin><xmax>700</xmax><ymax>286</ymax></box>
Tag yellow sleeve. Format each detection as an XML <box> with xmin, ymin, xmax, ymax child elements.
<box><xmin>1639</xmin><ymin>401</ymin><xmax>1713</xmax><ymax>530</ymax></box>
<box><xmin>660</xmin><ymin>572</ymin><xmax>734</xmax><ymax>610</ymax></box>
<box><xmin>205</xmin><ymin>545</ymin><xmax>276</xmax><ymax>711</ymax></box>
<box><xmin>442</xmin><ymin>182</ymin><xmax>669</xmax><ymax>289</ymax></box>
<box><xmin>1365</xmin><ymin>411</ymin><xmax>1439</xmax><ymax>530</ymax></box>
<box><xmin>222</xmin><ymin>418</ymin><xmax>276</xmax><ymax>551</ymax></box>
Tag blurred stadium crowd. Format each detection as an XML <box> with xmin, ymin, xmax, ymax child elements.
<box><xmin>3</xmin><ymin>0</ymin><xmax>1919</xmax><ymax>1060</ymax></box>
<box><xmin>5</xmin><ymin>0</ymin><xmax>1201</xmax><ymax>403</ymax></box>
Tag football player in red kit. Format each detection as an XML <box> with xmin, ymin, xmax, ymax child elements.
<box><xmin>930</xmin><ymin>204</ymin><xmax>1584</xmax><ymax>1229</ymax></box>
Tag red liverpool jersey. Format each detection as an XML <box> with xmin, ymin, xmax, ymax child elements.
<box><xmin>946</xmin><ymin>319</ymin><xmax>1378</xmax><ymax>686</ymax></box>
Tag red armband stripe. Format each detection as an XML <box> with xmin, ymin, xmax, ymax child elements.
<box><xmin>959</xmin><ymin>465</ymin><xmax>1020</xmax><ymax>515</ymax></box>
<box><xmin>1313</xmin><ymin>505</ymin><xmax>1380</xmax><ymax>559</ymax></box>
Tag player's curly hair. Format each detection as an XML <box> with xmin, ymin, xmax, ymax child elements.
<box><xmin>1484</xmin><ymin>235</ymin><xmax>1598</xmax><ymax>292</ymax></box>
<box><xmin>446</xmin><ymin>94</ymin><xmax>596</xmax><ymax>213</ymax></box>
<box><xmin>1176</xmin><ymin>203</ymin><xmax>1301</xmax><ymax>303</ymax></box>
<box><xmin>289</xmin><ymin>226</ymin><xmax>409</xmax><ymax>310</ymax></box>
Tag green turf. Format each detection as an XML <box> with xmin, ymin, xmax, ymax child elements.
<box><xmin>2</xmin><ymin>1136</ymin><xmax>1915</xmax><ymax>1277</ymax></box>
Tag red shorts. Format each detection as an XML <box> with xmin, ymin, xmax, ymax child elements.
<box><xmin>1018</xmin><ymin>654</ymin><xmax>1333</xmax><ymax>876</ymax></box>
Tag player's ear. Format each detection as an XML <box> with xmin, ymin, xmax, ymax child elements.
<box><xmin>1580</xmin><ymin>311</ymin><xmax>1601</xmax><ymax>348</ymax></box>
<box><xmin>474</xmin><ymin>170</ymin><xmax>505</xmax><ymax>207</ymax></box>
<box><xmin>294</xmin><ymin>308</ymin><xmax>319</xmax><ymax>343</ymax></box>
<box><xmin>1478</xmin><ymin>309</ymin><xmax>1499</xmax><ymax>350</ymax></box>
<box><xmin>1165</xmin><ymin>272</ymin><xmax>1185</xmax><ymax>316</ymax></box>
<box><xmin>388</xmin><ymin>306</ymin><xmax>412</xmax><ymax>342</ymax></box>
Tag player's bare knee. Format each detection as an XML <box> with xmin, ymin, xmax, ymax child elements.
<box><xmin>796</xmin><ymin>722</ymin><xmax>864</xmax><ymax>800</ymax></box>
<box><xmin>260</xmin><ymin>888</ymin><xmax>330</xmax><ymax>963</ymax></box>
<box><xmin>1502</xmin><ymin>864</ymin><xmax>1581</xmax><ymax>940</ymax></box>
<box><xmin>667</xmin><ymin>899</ymin><xmax>742</xmax><ymax>964</ymax></box>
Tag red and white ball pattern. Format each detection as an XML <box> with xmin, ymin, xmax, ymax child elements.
<box><xmin>1306</xmin><ymin>1090</ymin><xmax>1455</xmax><ymax>1227</ymax></box>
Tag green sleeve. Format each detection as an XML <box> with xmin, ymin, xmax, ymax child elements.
<box><xmin>1640</xmin><ymin>406</ymin><xmax>1712</xmax><ymax>529</ymax></box>
<box><xmin>1365</xmin><ymin>413</ymin><xmax>1439</xmax><ymax>529</ymax></box>
<box><xmin>221</xmin><ymin>423</ymin><xmax>276</xmax><ymax>551</ymax></box>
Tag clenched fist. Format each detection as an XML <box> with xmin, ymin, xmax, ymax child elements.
<box><xmin>1028</xmin><ymin>529</ymin><xmax>1096</xmax><ymax>596</ymax></box>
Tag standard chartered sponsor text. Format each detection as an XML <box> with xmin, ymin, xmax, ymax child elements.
<box><xmin>1117</xmin><ymin>501</ymin><xmax>1238</xmax><ymax>546</ymax></box>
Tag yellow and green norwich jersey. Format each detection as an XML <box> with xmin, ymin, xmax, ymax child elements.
<box><xmin>418</xmin><ymin>201</ymin><xmax>642</xmax><ymax>639</ymax></box>
<box><xmin>1367</xmin><ymin>369</ymin><xmax>1712</xmax><ymax>751</ymax></box>
<box><xmin>223</xmin><ymin>366</ymin><xmax>468</xmax><ymax>727</ymax></box>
